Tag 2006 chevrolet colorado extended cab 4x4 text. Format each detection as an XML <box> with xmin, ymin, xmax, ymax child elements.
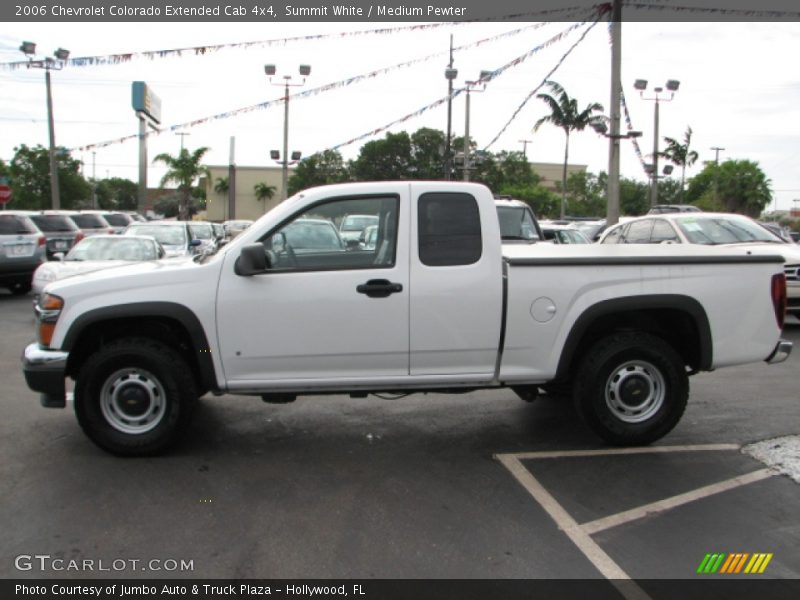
<box><xmin>23</xmin><ymin>182</ymin><xmax>792</xmax><ymax>455</ymax></box>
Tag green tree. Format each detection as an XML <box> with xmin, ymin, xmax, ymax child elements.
<box><xmin>618</xmin><ymin>177</ymin><xmax>650</xmax><ymax>216</ymax></box>
<box><xmin>288</xmin><ymin>150</ymin><xmax>350</xmax><ymax>195</ymax></box>
<box><xmin>686</xmin><ymin>159</ymin><xmax>772</xmax><ymax>217</ymax></box>
<box><xmin>560</xmin><ymin>171</ymin><xmax>607</xmax><ymax>217</ymax></box>
<box><xmin>214</xmin><ymin>176</ymin><xmax>229</xmax><ymax>195</ymax></box>
<box><xmin>410</xmin><ymin>127</ymin><xmax>446</xmax><ymax>179</ymax></box>
<box><xmin>350</xmin><ymin>131</ymin><xmax>412</xmax><ymax>181</ymax></box>
<box><xmin>659</xmin><ymin>126</ymin><xmax>699</xmax><ymax>200</ymax></box>
<box><xmin>473</xmin><ymin>150</ymin><xmax>537</xmax><ymax>192</ymax></box>
<box><xmin>533</xmin><ymin>81</ymin><xmax>604</xmax><ymax>219</ymax></box>
<box><xmin>7</xmin><ymin>144</ymin><xmax>91</xmax><ymax>210</ymax></box>
<box><xmin>500</xmin><ymin>183</ymin><xmax>561</xmax><ymax>219</ymax></box>
<box><xmin>152</xmin><ymin>147</ymin><xmax>210</xmax><ymax>221</ymax></box>
<box><xmin>254</xmin><ymin>182</ymin><xmax>276</xmax><ymax>203</ymax></box>
<box><xmin>95</xmin><ymin>177</ymin><xmax>138</xmax><ymax>210</ymax></box>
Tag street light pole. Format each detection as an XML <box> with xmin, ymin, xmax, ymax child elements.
<box><xmin>634</xmin><ymin>78</ymin><xmax>680</xmax><ymax>207</ymax></box>
<box><xmin>20</xmin><ymin>42</ymin><xmax>69</xmax><ymax>210</ymax></box>
<box><xmin>266</xmin><ymin>64</ymin><xmax>310</xmax><ymax>201</ymax></box>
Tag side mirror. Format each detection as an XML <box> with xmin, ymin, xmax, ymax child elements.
<box><xmin>235</xmin><ymin>243</ymin><xmax>268</xmax><ymax>276</ymax></box>
<box><xmin>189</xmin><ymin>239</ymin><xmax>202</xmax><ymax>247</ymax></box>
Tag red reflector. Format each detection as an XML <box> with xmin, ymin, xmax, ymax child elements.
<box><xmin>771</xmin><ymin>273</ymin><xmax>787</xmax><ymax>329</ymax></box>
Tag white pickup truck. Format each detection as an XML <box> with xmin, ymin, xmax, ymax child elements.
<box><xmin>22</xmin><ymin>182</ymin><xmax>792</xmax><ymax>455</ymax></box>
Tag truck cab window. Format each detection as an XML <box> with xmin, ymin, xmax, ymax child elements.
<box><xmin>418</xmin><ymin>193</ymin><xmax>482</xmax><ymax>267</ymax></box>
<box><xmin>261</xmin><ymin>196</ymin><xmax>399</xmax><ymax>271</ymax></box>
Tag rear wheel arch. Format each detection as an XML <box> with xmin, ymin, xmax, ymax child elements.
<box><xmin>556</xmin><ymin>295</ymin><xmax>712</xmax><ymax>382</ymax></box>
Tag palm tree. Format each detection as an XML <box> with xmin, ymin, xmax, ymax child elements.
<box><xmin>659</xmin><ymin>126</ymin><xmax>699</xmax><ymax>201</ymax></box>
<box><xmin>254</xmin><ymin>182</ymin><xmax>276</xmax><ymax>204</ymax></box>
<box><xmin>214</xmin><ymin>176</ymin><xmax>229</xmax><ymax>195</ymax></box>
<box><xmin>153</xmin><ymin>147</ymin><xmax>210</xmax><ymax>221</ymax></box>
<box><xmin>533</xmin><ymin>80</ymin><xmax>604</xmax><ymax>219</ymax></box>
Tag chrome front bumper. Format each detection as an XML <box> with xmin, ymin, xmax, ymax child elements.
<box><xmin>22</xmin><ymin>343</ymin><xmax>69</xmax><ymax>408</ymax></box>
<box><xmin>765</xmin><ymin>340</ymin><xmax>793</xmax><ymax>365</ymax></box>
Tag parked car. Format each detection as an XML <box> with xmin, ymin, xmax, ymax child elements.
<box><xmin>32</xmin><ymin>234</ymin><xmax>164</xmax><ymax>300</ymax></box>
<box><xmin>29</xmin><ymin>212</ymin><xmax>84</xmax><ymax>259</ymax></box>
<box><xmin>122</xmin><ymin>221</ymin><xmax>201</xmax><ymax>258</ymax></box>
<box><xmin>0</xmin><ymin>210</ymin><xmax>46</xmax><ymax>295</ymax></box>
<box><xmin>272</xmin><ymin>218</ymin><xmax>346</xmax><ymax>256</ymax></box>
<box><xmin>494</xmin><ymin>197</ymin><xmax>543</xmax><ymax>242</ymax></box>
<box><xmin>222</xmin><ymin>220</ymin><xmax>253</xmax><ymax>238</ymax></box>
<box><xmin>64</xmin><ymin>211</ymin><xmax>114</xmax><ymax>237</ymax></box>
<box><xmin>599</xmin><ymin>212</ymin><xmax>800</xmax><ymax>315</ymax></box>
<box><xmin>80</xmin><ymin>210</ymin><xmax>136</xmax><ymax>234</ymax></box>
<box><xmin>539</xmin><ymin>222</ymin><xmax>591</xmax><ymax>244</ymax></box>
<box><xmin>187</xmin><ymin>221</ymin><xmax>218</xmax><ymax>254</ymax></box>
<box><xmin>338</xmin><ymin>214</ymin><xmax>379</xmax><ymax>243</ymax></box>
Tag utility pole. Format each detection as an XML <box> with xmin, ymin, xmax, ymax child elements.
<box><xmin>228</xmin><ymin>136</ymin><xmax>236</xmax><ymax>221</ymax></box>
<box><xmin>519</xmin><ymin>139</ymin><xmax>532</xmax><ymax>159</ymax></box>
<box><xmin>606</xmin><ymin>0</ymin><xmax>622</xmax><ymax>226</ymax></box>
<box><xmin>176</xmin><ymin>132</ymin><xmax>190</xmax><ymax>152</ymax></box>
<box><xmin>91</xmin><ymin>151</ymin><xmax>97</xmax><ymax>209</ymax></box>
<box><xmin>711</xmin><ymin>146</ymin><xmax>724</xmax><ymax>206</ymax></box>
<box><xmin>444</xmin><ymin>35</ymin><xmax>457</xmax><ymax>181</ymax></box>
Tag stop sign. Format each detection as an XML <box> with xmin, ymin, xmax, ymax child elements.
<box><xmin>0</xmin><ymin>184</ymin><xmax>11</xmax><ymax>204</ymax></box>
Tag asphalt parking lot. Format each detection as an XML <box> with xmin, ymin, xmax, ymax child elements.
<box><xmin>1</xmin><ymin>289</ymin><xmax>798</xmax><ymax>587</ymax></box>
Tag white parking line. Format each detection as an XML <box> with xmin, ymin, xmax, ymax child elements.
<box><xmin>495</xmin><ymin>444</ymin><xmax>770</xmax><ymax>600</ymax></box>
<box><xmin>581</xmin><ymin>468</ymin><xmax>775</xmax><ymax>535</ymax></box>
<box><xmin>496</xmin><ymin>453</ymin><xmax>653</xmax><ymax>600</ymax></box>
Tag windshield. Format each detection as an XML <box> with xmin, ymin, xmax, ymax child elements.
<box><xmin>340</xmin><ymin>215</ymin><xmax>378</xmax><ymax>232</ymax></box>
<box><xmin>284</xmin><ymin>222</ymin><xmax>344</xmax><ymax>250</ymax></box>
<box><xmin>102</xmin><ymin>213</ymin><xmax>132</xmax><ymax>227</ymax></box>
<box><xmin>0</xmin><ymin>215</ymin><xmax>38</xmax><ymax>234</ymax></box>
<box><xmin>189</xmin><ymin>223</ymin><xmax>214</xmax><ymax>240</ymax></box>
<box><xmin>71</xmin><ymin>214</ymin><xmax>109</xmax><ymax>229</ymax></box>
<box><xmin>497</xmin><ymin>206</ymin><xmax>539</xmax><ymax>240</ymax></box>
<box><xmin>30</xmin><ymin>215</ymin><xmax>78</xmax><ymax>233</ymax></box>
<box><xmin>674</xmin><ymin>216</ymin><xmax>783</xmax><ymax>245</ymax></box>
<box><xmin>66</xmin><ymin>237</ymin><xmax>158</xmax><ymax>261</ymax></box>
<box><xmin>125</xmin><ymin>224</ymin><xmax>187</xmax><ymax>246</ymax></box>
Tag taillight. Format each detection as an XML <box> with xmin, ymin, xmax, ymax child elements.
<box><xmin>37</xmin><ymin>235</ymin><xmax>46</xmax><ymax>247</ymax></box>
<box><xmin>74</xmin><ymin>232</ymin><xmax>84</xmax><ymax>243</ymax></box>
<box><xmin>771</xmin><ymin>273</ymin><xmax>786</xmax><ymax>329</ymax></box>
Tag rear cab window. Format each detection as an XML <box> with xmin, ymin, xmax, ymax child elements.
<box><xmin>418</xmin><ymin>192</ymin><xmax>482</xmax><ymax>267</ymax></box>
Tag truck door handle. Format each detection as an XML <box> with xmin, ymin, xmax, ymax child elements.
<box><xmin>356</xmin><ymin>279</ymin><xmax>403</xmax><ymax>298</ymax></box>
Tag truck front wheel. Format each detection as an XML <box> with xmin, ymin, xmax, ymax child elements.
<box><xmin>573</xmin><ymin>332</ymin><xmax>688</xmax><ymax>446</ymax></box>
<box><xmin>74</xmin><ymin>338</ymin><xmax>197</xmax><ymax>456</ymax></box>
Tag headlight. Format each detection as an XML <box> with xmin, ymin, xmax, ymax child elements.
<box><xmin>35</xmin><ymin>293</ymin><xmax>64</xmax><ymax>348</ymax></box>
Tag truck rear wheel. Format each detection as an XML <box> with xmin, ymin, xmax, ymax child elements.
<box><xmin>74</xmin><ymin>338</ymin><xmax>197</xmax><ymax>456</ymax></box>
<box><xmin>573</xmin><ymin>332</ymin><xmax>688</xmax><ymax>446</ymax></box>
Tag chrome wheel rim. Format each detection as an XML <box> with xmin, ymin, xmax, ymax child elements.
<box><xmin>100</xmin><ymin>368</ymin><xmax>166</xmax><ymax>434</ymax></box>
<box><xmin>605</xmin><ymin>360</ymin><xmax>665</xmax><ymax>424</ymax></box>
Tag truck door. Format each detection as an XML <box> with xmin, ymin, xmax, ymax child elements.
<box><xmin>409</xmin><ymin>184</ymin><xmax>504</xmax><ymax>377</ymax></box>
<box><xmin>217</xmin><ymin>191</ymin><xmax>410</xmax><ymax>385</ymax></box>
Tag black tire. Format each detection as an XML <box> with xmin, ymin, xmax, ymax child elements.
<box><xmin>9</xmin><ymin>281</ymin><xmax>32</xmax><ymax>295</ymax></box>
<box><xmin>573</xmin><ymin>332</ymin><xmax>688</xmax><ymax>446</ymax></box>
<box><xmin>74</xmin><ymin>338</ymin><xmax>197</xmax><ymax>456</ymax></box>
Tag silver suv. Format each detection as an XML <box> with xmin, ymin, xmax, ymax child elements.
<box><xmin>0</xmin><ymin>211</ymin><xmax>46</xmax><ymax>295</ymax></box>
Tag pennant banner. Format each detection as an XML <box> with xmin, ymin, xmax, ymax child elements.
<box><xmin>70</xmin><ymin>14</ymin><xmax>602</xmax><ymax>152</ymax></box>
<box><xmin>482</xmin><ymin>8</ymin><xmax>607</xmax><ymax>152</ymax></box>
<box><xmin>322</xmin><ymin>19</ymin><xmax>593</xmax><ymax>155</ymax></box>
